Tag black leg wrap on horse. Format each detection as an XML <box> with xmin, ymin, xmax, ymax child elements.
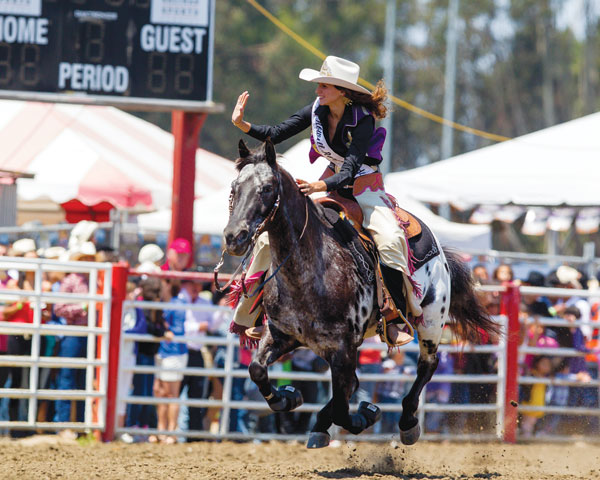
<box><xmin>266</xmin><ymin>385</ymin><xmax>304</xmax><ymax>412</ymax></box>
<box><xmin>346</xmin><ymin>401</ymin><xmax>382</xmax><ymax>435</ymax></box>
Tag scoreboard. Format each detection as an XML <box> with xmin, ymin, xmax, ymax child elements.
<box><xmin>0</xmin><ymin>0</ymin><xmax>218</xmax><ymax>111</ymax></box>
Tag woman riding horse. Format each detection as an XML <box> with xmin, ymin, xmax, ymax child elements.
<box><xmin>231</xmin><ymin>55</ymin><xmax>419</xmax><ymax>347</ymax></box>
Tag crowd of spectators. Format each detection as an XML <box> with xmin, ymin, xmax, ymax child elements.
<box><xmin>2</xmin><ymin>226</ymin><xmax>600</xmax><ymax>441</ymax></box>
<box><xmin>474</xmin><ymin>261</ymin><xmax>600</xmax><ymax>438</ymax></box>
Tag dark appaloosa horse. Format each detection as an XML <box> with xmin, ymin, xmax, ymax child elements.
<box><xmin>223</xmin><ymin>139</ymin><xmax>498</xmax><ymax>448</ymax></box>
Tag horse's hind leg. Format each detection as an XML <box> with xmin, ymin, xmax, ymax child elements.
<box><xmin>248</xmin><ymin>324</ymin><xmax>302</xmax><ymax>412</ymax></box>
<box><xmin>308</xmin><ymin>348</ymin><xmax>381</xmax><ymax>448</ymax></box>
<box><xmin>399</xmin><ymin>256</ymin><xmax>450</xmax><ymax>445</ymax></box>
<box><xmin>398</xmin><ymin>345</ymin><xmax>439</xmax><ymax>445</ymax></box>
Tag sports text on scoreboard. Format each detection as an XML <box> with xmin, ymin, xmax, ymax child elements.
<box><xmin>0</xmin><ymin>0</ymin><xmax>216</xmax><ymax>109</ymax></box>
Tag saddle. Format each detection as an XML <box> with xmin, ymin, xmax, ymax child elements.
<box><xmin>315</xmin><ymin>193</ymin><xmax>419</xmax><ymax>345</ymax></box>
<box><xmin>315</xmin><ymin>191</ymin><xmax>423</xmax><ymax>240</ymax></box>
<box><xmin>243</xmin><ymin>190</ymin><xmax>436</xmax><ymax>348</ymax></box>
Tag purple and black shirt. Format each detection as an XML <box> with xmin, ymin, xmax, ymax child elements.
<box><xmin>246</xmin><ymin>100</ymin><xmax>386</xmax><ymax>192</ymax></box>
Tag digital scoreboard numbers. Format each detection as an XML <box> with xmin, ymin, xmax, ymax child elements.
<box><xmin>0</xmin><ymin>0</ymin><xmax>217</xmax><ymax>110</ymax></box>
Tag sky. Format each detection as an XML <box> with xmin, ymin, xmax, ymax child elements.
<box><xmin>556</xmin><ymin>0</ymin><xmax>600</xmax><ymax>40</ymax></box>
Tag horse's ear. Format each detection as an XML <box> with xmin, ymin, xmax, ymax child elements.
<box><xmin>264</xmin><ymin>138</ymin><xmax>276</xmax><ymax>166</ymax></box>
<box><xmin>238</xmin><ymin>139</ymin><xmax>250</xmax><ymax>158</ymax></box>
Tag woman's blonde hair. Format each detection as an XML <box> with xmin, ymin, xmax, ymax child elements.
<box><xmin>337</xmin><ymin>80</ymin><xmax>388</xmax><ymax>119</ymax></box>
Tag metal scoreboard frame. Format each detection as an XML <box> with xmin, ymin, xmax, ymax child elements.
<box><xmin>0</xmin><ymin>0</ymin><xmax>222</xmax><ymax>112</ymax></box>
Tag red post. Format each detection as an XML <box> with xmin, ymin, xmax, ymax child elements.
<box><xmin>170</xmin><ymin>111</ymin><xmax>207</xmax><ymax>250</ymax></box>
<box><xmin>501</xmin><ymin>283</ymin><xmax>521</xmax><ymax>443</ymax></box>
<box><xmin>103</xmin><ymin>262</ymin><xmax>129</xmax><ymax>442</ymax></box>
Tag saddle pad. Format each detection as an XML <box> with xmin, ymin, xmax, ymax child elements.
<box><xmin>320</xmin><ymin>207</ymin><xmax>377</xmax><ymax>283</ymax></box>
<box><xmin>394</xmin><ymin>206</ymin><xmax>422</xmax><ymax>239</ymax></box>
<box><xmin>405</xmin><ymin>211</ymin><xmax>440</xmax><ymax>271</ymax></box>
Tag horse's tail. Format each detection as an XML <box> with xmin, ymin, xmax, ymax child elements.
<box><xmin>443</xmin><ymin>248</ymin><xmax>502</xmax><ymax>343</ymax></box>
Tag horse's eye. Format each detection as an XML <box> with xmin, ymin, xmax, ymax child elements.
<box><xmin>261</xmin><ymin>185</ymin><xmax>273</xmax><ymax>194</ymax></box>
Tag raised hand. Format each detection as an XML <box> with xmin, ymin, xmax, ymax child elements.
<box><xmin>232</xmin><ymin>91</ymin><xmax>250</xmax><ymax>131</ymax></box>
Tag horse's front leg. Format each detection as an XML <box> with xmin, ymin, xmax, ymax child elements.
<box><xmin>248</xmin><ymin>323</ymin><xmax>303</xmax><ymax>412</ymax></box>
<box><xmin>307</xmin><ymin>348</ymin><xmax>381</xmax><ymax>448</ymax></box>
<box><xmin>307</xmin><ymin>396</ymin><xmax>334</xmax><ymax>448</ymax></box>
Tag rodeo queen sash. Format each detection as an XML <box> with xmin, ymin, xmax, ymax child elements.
<box><xmin>311</xmin><ymin>99</ymin><xmax>375</xmax><ymax>177</ymax></box>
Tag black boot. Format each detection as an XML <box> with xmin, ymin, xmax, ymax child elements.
<box><xmin>380</xmin><ymin>265</ymin><xmax>414</xmax><ymax>347</ymax></box>
<box><xmin>380</xmin><ymin>264</ymin><xmax>408</xmax><ymax>317</ymax></box>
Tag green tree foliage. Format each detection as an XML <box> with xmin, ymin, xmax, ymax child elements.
<box><xmin>138</xmin><ymin>1</ymin><xmax>600</xmax><ymax>171</ymax></box>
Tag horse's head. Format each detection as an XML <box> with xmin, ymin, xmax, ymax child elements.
<box><xmin>223</xmin><ymin>138</ymin><xmax>280</xmax><ymax>256</ymax></box>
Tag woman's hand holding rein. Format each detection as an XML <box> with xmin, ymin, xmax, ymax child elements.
<box><xmin>297</xmin><ymin>179</ymin><xmax>327</xmax><ymax>195</ymax></box>
<box><xmin>232</xmin><ymin>91</ymin><xmax>251</xmax><ymax>133</ymax></box>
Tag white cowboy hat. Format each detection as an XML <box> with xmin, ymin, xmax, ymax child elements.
<box><xmin>11</xmin><ymin>238</ymin><xmax>36</xmax><ymax>255</ymax></box>
<box><xmin>556</xmin><ymin>265</ymin><xmax>582</xmax><ymax>289</ymax></box>
<box><xmin>42</xmin><ymin>246</ymin><xmax>67</xmax><ymax>260</ymax></box>
<box><xmin>138</xmin><ymin>243</ymin><xmax>164</xmax><ymax>265</ymax></box>
<box><xmin>136</xmin><ymin>261</ymin><xmax>162</xmax><ymax>274</ymax></box>
<box><xmin>68</xmin><ymin>220</ymin><xmax>98</xmax><ymax>250</ymax></box>
<box><xmin>299</xmin><ymin>56</ymin><xmax>371</xmax><ymax>95</ymax></box>
<box><xmin>69</xmin><ymin>241</ymin><xmax>97</xmax><ymax>261</ymax></box>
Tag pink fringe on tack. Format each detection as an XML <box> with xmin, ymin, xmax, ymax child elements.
<box><xmin>226</xmin><ymin>271</ymin><xmax>265</xmax><ymax>308</ymax></box>
<box><xmin>229</xmin><ymin>321</ymin><xmax>260</xmax><ymax>349</ymax></box>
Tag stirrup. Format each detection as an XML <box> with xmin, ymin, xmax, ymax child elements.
<box><xmin>245</xmin><ymin>325</ymin><xmax>264</xmax><ymax>340</ymax></box>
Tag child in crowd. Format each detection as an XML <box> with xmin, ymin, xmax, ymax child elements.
<box><xmin>376</xmin><ymin>350</ymin><xmax>414</xmax><ymax>433</ymax></box>
<box><xmin>520</xmin><ymin>355</ymin><xmax>553</xmax><ymax>437</ymax></box>
<box><xmin>151</xmin><ymin>278</ymin><xmax>188</xmax><ymax>444</ymax></box>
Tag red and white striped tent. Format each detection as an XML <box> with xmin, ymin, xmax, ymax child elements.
<box><xmin>0</xmin><ymin>99</ymin><xmax>235</xmax><ymax>222</ymax></box>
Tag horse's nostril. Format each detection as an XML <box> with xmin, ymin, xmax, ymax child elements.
<box><xmin>225</xmin><ymin>229</ymin><xmax>249</xmax><ymax>249</ymax></box>
<box><xmin>238</xmin><ymin>230</ymin><xmax>249</xmax><ymax>244</ymax></box>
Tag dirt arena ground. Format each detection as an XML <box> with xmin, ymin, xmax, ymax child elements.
<box><xmin>1</xmin><ymin>436</ymin><xmax>599</xmax><ymax>480</ymax></box>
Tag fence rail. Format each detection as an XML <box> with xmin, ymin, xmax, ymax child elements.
<box><xmin>0</xmin><ymin>258</ymin><xmax>599</xmax><ymax>444</ymax></box>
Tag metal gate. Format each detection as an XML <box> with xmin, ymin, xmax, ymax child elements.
<box><xmin>0</xmin><ymin>256</ymin><xmax>112</xmax><ymax>432</ymax></box>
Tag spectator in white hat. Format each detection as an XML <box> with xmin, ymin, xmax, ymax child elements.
<box><xmin>137</xmin><ymin>243</ymin><xmax>164</xmax><ymax>273</ymax></box>
<box><xmin>5</xmin><ymin>239</ymin><xmax>38</xmax><ymax>291</ymax></box>
<box><xmin>10</xmin><ymin>238</ymin><xmax>37</xmax><ymax>257</ymax></box>
<box><xmin>68</xmin><ymin>221</ymin><xmax>98</xmax><ymax>250</ymax></box>
<box><xmin>53</xmin><ymin>240</ymin><xmax>98</xmax><ymax>438</ymax></box>
<box><xmin>42</xmin><ymin>246</ymin><xmax>67</xmax><ymax>260</ymax></box>
<box><xmin>549</xmin><ymin>266</ymin><xmax>592</xmax><ymax>342</ymax></box>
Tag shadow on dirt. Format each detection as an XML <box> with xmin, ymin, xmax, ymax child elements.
<box><xmin>317</xmin><ymin>469</ymin><xmax>501</xmax><ymax>479</ymax></box>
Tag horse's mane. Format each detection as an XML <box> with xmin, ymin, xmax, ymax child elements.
<box><xmin>234</xmin><ymin>153</ymin><xmax>258</xmax><ymax>172</ymax></box>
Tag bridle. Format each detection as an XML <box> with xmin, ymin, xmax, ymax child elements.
<box><xmin>214</xmin><ymin>171</ymin><xmax>309</xmax><ymax>296</ymax></box>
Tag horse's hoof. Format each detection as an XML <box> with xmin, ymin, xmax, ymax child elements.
<box><xmin>358</xmin><ymin>401</ymin><xmax>382</xmax><ymax>425</ymax></box>
<box><xmin>400</xmin><ymin>423</ymin><xmax>421</xmax><ymax>445</ymax></box>
<box><xmin>268</xmin><ymin>385</ymin><xmax>304</xmax><ymax>412</ymax></box>
<box><xmin>307</xmin><ymin>432</ymin><xmax>330</xmax><ymax>449</ymax></box>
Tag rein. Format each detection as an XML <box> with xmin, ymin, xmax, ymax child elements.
<box><xmin>213</xmin><ymin>191</ymin><xmax>279</xmax><ymax>293</ymax></box>
<box><xmin>214</xmin><ymin>173</ymin><xmax>309</xmax><ymax>295</ymax></box>
<box><xmin>242</xmin><ymin>193</ymin><xmax>309</xmax><ymax>298</ymax></box>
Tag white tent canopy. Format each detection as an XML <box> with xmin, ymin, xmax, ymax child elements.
<box><xmin>0</xmin><ymin>99</ymin><xmax>236</xmax><ymax>211</ymax></box>
<box><xmin>139</xmin><ymin>139</ymin><xmax>491</xmax><ymax>250</ymax></box>
<box><xmin>385</xmin><ymin>111</ymin><xmax>600</xmax><ymax>207</ymax></box>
